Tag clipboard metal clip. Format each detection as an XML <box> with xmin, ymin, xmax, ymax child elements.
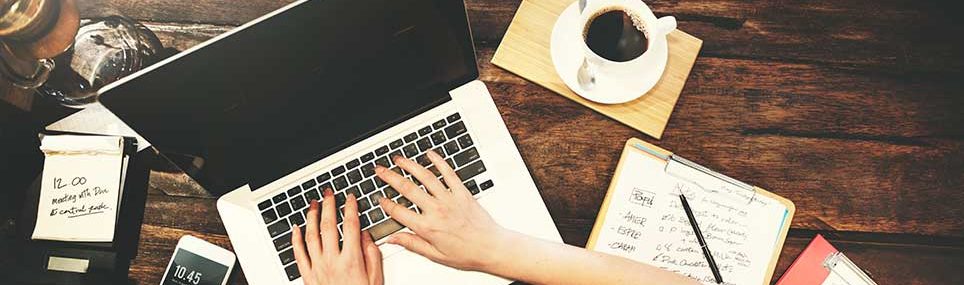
<box><xmin>822</xmin><ymin>251</ymin><xmax>879</xmax><ymax>285</ymax></box>
<box><xmin>633</xmin><ymin>143</ymin><xmax>758</xmax><ymax>203</ymax></box>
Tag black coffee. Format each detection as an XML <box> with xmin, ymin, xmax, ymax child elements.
<box><xmin>584</xmin><ymin>9</ymin><xmax>647</xmax><ymax>62</ymax></box>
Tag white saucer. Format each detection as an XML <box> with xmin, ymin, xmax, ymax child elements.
<box><xmin>550</xmin><ymin>2</ymin><xmax>669</xmax><ymax>105</ymax></box>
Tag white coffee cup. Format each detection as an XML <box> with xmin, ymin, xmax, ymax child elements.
<box><xmin>576</xmin><ymin>0</ymin><xmax>676</xmax><ymax>90</ymax></box>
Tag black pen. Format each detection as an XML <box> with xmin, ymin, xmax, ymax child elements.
<box><xmin>679</xmin><ymin>194</ymin><xmax>724</xmax><ymax>284</ymax></box>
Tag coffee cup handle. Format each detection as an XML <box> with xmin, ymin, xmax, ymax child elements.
<box><xmin>654</xmin><ymin>16</ymin><xmax>677</xmax><ymax>36</ymax></box>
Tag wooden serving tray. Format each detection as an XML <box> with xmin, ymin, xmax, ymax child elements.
<box><xmin>492</xmin><ymin>0</ymin><xmax>702</xmax><ymax>139</ymax></box>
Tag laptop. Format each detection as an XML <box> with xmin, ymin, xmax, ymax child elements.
<box><xmin>97</xmin><ymin>0</ymin><xmax>562</xmax><ymax>284</ymax></box>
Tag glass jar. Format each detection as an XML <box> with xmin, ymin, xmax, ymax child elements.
<box><xmin>37</xmin><ymin>16</ymin><xmax>163</xmax><ymax>108</ymax></box>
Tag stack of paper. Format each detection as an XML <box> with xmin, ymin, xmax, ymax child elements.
<box><xmin>32</xmin><ymin>135</ymin><xmax>129</xmax><ymax>242</ymax></box>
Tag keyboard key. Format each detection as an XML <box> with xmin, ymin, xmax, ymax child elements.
<box><xmin>446</xmin><ymin>158</ymin><xmax>456</xmax><ymax>169</ymax></box>
<box><xmin>319</xmin><ymin>182</ymin><xmax>332</xmax><ymax>192</ymax></box>
<box><xmin>428</xmin><ymin>166</ymin><xmax>441</xmax><ymax>177</ymax></box>
<box><xmin>389</xmin><ymin>150</ymin><xmax>403</xmax><ymax>161</ymax></box>
<box><xmin>347</xmin><ymin>169</ymin><xmax>363</xmax><ymax>184</ymax></box>
<box><xmin>384</xmin><ymin>187</ymin><xmax>399</xmax><ymax>198</ymax></box>
<box><xmin>390</xmin><ymin>139</ymin><xmax>405</xmax><ymax>149</ymax></box>
<box><xmin>465</xmin><ymin>180</ymin><xmax>480</xmax><ymax>195</ymax></box>
<box><xmin>358</xmin><ymin>198</ymin><xmax>372</xmax><ymax>212</ymax></box>
<box><xmin>375</xmin><ymin>146</ymin><xmax>390</xmax><ymax>156</ymax></box>
<box><xmin>430</xmin><ymin>131</ymin><xmax>447</xmax><ymax>145</ymax></box>
<box><xmin>458</xmin><ymin>134</ymin><xmax>474</xmax><ymax>148</ymax></box>
<box><xmin>305</xmin><ymin>188</ymin><xmax>321</xmax><ymax>202</ymax></box>
<box><xmin>397</xmin><ymin>196</ymin><xmax>413</xmax><ymax>207</ymax></box>
<box><xmin>447</xmin><ymin>113</ymin><xmax>461</xmax><ymax>123</ymax></box>
<box><xmin>346</xmin><ymin>186</ymin><xmax>362</xmax><ymax>200</ymax></box>
<box><xmin>301</xmin><ymin>179</ymin><xmax>317</xmax><ymax>190</ymax></box>
<box><xmin>361</xmin><ymin>163</ymin><xmax>376</xmax><ymax>177</ymax></box>
<box><xmin>416</xmin><ymin>154</ymin><xmax>431</xmax><ymax>166</ymax></box>
<box><xmin>285</xmin><ymin>263</ymin><xmax>301</xmax><ymax>281</ymax></box>
<box><xmin>375</xmin><ymin>157</ymin><xmax>390</xmax><ymax>168</ymax></box>
<box><xmin>360</xmin><ymin>180</ymin><xmax>376</xmax><ymax>194</ymax></box>
<box><xmin>262</xmin><ymin>209</ymin><xmax>278</xmax><ymax>224</ymax></box>
<box><xmin>267</xmin><ymin>219</ymin><xmax>289</xmax><ymax>238</ymax></box>
<box><xmin>369</xmin><ymin>208</ymin><xmax>385</xmax><ymax>223</ymax></box>
<box><xmin>258</xmin><ymin>200</ymin><xmax>272</xmax><ymax>210</ymax></box>
<box><xmin>290</xmin><ymin>195</ymin><xmax>307</xmax><ymax>211</ymax></box>
<box><xmin>273</xmin><ymin>192</ymin><xmax>288</xmax><ymax>204</ymax></box>
<box><xmin>456</xmin><ymin>160</ymin><xmax>486</xmax><ymax>182</ymax></box>
<box><xmin>290</xmin><ymin>212</ymin><xmax>306</xmax><ymax>226</ymax></box>
<box><xmin>345</xmin><ymin>159</ymin><xmax>360</xmax><ymax>170</ymax></box>
<box><xmin>370</xmin><ymin>191</ymin><xmax>385</xmax><ymax>206</ymax></box>
<box><xmin>480</xmin><ymin>180</ymin><xmax>494</xmax><ymax>191</ymax></box>
<box><xmin>418</xmin><ymin>126</ymin><xmax>433</xmax><ymax>136</ymax></box>
<box><xmin>359</xmin><ymin>213</ymin><xmax>371</xmax><ymax>229</ymax></box>
<box><xmin>334</xmin><ymin>209</ymin><xmax>342</xmax><ymax>224</ymax></box>
<box><xmin>277</xmin><ymin>202</ymin><xmax>293</xmax><ymax>217</ymax></box>
<box><xmin>454</xmin><ymin>147</ymin><xmax>480</xmax><ymax>167</ymax></box>
<box><xmin>443</xmin><ymin>141</ymin><xmax>460</xmax><ymax>156</ymax></box>
<box><xmin>316</xmin><ymin>172</ymin><xmax>332</xmax><ymax>183</ymax></box>
<box><xmin>433</xmin><ymin>119</ymin><xmax>447</xmax><ymax>129</ymax></box>
<box><xmin>287</xmin><ymin>186</ymin><xmax>301</xmax><ymax>197</ymax></box>
<box><xmin>361</xmin><ymin>152</ymin><xmax>375</xmax><ymax>162</ymax></box>
<box><xmin>416</xmin><ymin>138</ymin><xmax>433</xmax><ymax>152</ymax></box>
<box><xmin>331</xmin><ymin>165</ymin><xmax>347</xmax><ymax>176</ymax></box>
<box><xmin>274</xmin><ymin>232</ymin><xmax>292</xmax><ymax>251</ymax></box>
<box><xmin>445</xmin><ymin>122</ymin><xmax>467</xmax><ymax>138</ymax></box>
<box><xmin>432</xmin><ymin>147</ymin><xmax>446</xmax><ymax>157</ymax></box>
<box><xmin>335</xmin><ymin>192</ymin><xmax>346</xmax><ymax>206</ymax></box>
<box><xmin>279</xmin><ymin>248</ymin><xmax>295</xmax><ymax>265</ymax></box>
<box><xmin>402</xmin><ymin>144</ymin><xmax>419</xmax><ymax>158</ymax></box>
<box><xmin>333</xmin><ymin>176</ymin><xmax>349</xmax><ymax>190</ymax></box>
<box><xmin>403</xmin><ymin>132</ymin><xmax>418</xmax><ymax>143</ymax></box>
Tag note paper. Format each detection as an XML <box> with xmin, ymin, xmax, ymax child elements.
<box><xmin>591</xmin><ymin>150</ymin><xmax>788</xmax><ymax>285</ymax></box>
<box><xmin>32</xmin><ymin>135</ymin><xmax>127</xmax><ymax>242</ymax></box>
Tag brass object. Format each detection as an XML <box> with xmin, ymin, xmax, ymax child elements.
<box><xmin>0</xmin><ymin>0</ymin><xmax>78</xmax><ymax>59</ymax></box>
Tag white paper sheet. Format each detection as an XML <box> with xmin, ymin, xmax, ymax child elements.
<box><xmin>46</xmin><ymin>103</ymin><xmax>151</xmax><ymax>151</ymax></box>
<box><xmin>32</xmin><ymin>135</ymin><xmax>126</xmax><ymax>242</ymax></box>
<box><xmin>591</xmin><ymin>150</ymin><xmax>788</xmax><ymax>285</ymax></box>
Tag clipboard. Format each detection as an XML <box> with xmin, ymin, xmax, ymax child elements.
<box><xmin>586</xmin><ymin>138</ymin><xmax>795</xmax><ymax>285</ymax></box>
<box><xmin>776</xmin><ymin>234</ymin><xmax>878</xmax><ymax>285</ymax></box>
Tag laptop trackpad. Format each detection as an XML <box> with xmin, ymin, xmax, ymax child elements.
<box><xmin>377</xmin><ymin>228</ymin><xmax>413</xmax><ymax>259</ymax></box>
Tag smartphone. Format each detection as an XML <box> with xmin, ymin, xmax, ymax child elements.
<box><xmin>160</xmin><ymin>235</ymin><xmax>236</xmax><ymax>285</ymax></box>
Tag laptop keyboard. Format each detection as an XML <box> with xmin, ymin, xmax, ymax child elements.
<box><xmin>254</xmin><ymin>112</ymin><xmax>496</xmax><ymax>281</ymax></box>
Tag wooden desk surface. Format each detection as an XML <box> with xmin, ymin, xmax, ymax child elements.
<box><xmin>5</xmin><ymin>0</ymin><xmax>962</xmax><ymax>284</ymax></box>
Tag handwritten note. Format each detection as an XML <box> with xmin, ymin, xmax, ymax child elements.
<box><xmin>591</xmin><ymin>150</ymin><xmax>788</xmax><ymax>285</ymax></box>
<box><xmin>32</xmin><ymin>135</ymin><xmax>127</xmax><ymax>242</ymax></box>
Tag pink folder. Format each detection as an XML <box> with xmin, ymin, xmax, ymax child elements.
<box><xmin>775</xmin><ymin>234</ymin><xmax>836</xmax><ymax>284</ymax></box>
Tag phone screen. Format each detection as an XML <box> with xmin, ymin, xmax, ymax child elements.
<box><xmin>162</xmin><ymin>248</ymin><xmax>229</xmax><ymax>285</ymax></box>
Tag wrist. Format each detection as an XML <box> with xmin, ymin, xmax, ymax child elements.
<box><xmin>475</xmin><ymin>227</ymin><xmax>523</xmax><ymax>273</ymax></box>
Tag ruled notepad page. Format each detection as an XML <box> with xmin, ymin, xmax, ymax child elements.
<box><xmin>591</xmin><ymin>150</ymin><xmax>787</xmax><ymax>285</ymax></box>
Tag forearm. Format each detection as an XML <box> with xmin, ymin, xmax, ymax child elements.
<box><xmin>482</xmin><ymin>230</ymin><xmax>699</xmax><ymax>285</ymax></box>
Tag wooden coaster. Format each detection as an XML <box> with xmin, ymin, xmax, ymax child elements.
<box><xmin>492</xmin><ymin>0</ymin><xmax>702</xmax><ymax>139</ymax></box>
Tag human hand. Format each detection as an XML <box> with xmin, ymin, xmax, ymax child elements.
<box><xmin>374</xmin><ymin>150</ymin><xmax>516</xmax><ymax>272</ymax></box>
<box><xmin>292</xmin><ymin>190</ymin><xmax>383</xmax><ymax>285</ymax></box>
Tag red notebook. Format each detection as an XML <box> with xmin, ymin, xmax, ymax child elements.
<box><xmin>776</xmin><ymin>235</ymin><xmax>877</xmax><ymax>285</ymax></box>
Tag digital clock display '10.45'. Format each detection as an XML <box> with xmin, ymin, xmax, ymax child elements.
<box><xmin>163</xmin><ymin>248</ymin><xmax>229</xmax><ymax>285</ymax></box>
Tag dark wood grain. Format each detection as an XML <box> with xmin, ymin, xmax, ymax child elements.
<box><xmin>3</xmin><ymin>0</ymin><xmax>961</xmax><ymax>284</ymax></box>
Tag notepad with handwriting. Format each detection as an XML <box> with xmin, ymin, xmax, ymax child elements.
<box><xmin>587</xmin><ymin>138</ymin><xmax>794</xmax><ymax>285</ymax></box>
<box><xmin>32</xmin><ymin>135</ymin><xmax>129</xmax><ymax>242</ymax></box>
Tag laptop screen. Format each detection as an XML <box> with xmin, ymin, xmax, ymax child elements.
<box><xmin>99</xmin><ymin>0</ymin><xmax>478</xmax><ymax>194</ymax></box>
